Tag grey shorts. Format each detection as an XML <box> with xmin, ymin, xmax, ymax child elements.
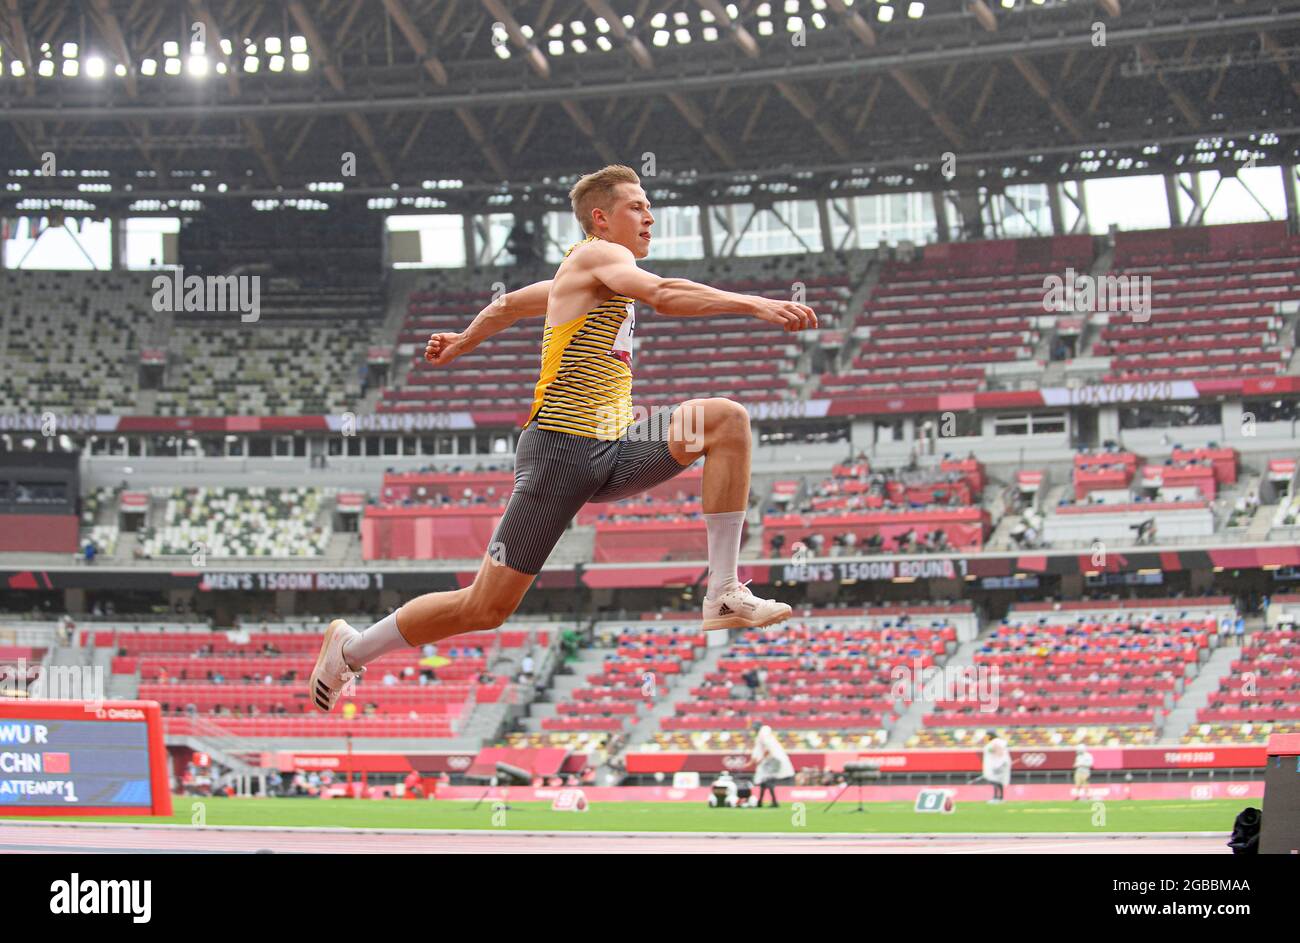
<box><xmin>490</xmin><ymin>406</ymin><xmax>698</xmax><ymax>574</ymax></box>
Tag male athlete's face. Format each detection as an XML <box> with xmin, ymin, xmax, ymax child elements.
<box><xmin>597</xmin><ymin>183</ymin><xmax>654</xmax><ymax>259</ymax></box>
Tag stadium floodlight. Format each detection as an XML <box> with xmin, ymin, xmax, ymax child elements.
<box><xmin>595</xmin><ymin>35</ymin><xmax>612</xmax><ymax>50</ymax></box>
<box><xmin>290</xmin><ymin>35</ymin><xmax>307</xmax><ymax>53</ymax></box>
<box><xmin>62</xmin><ymin>58</ymin><xmax>78</xmax><ymax>77</ymax></box>
<box><xmin>651</xmin><ymin>12</ymin><xmax>667</xmax><ymax>27</ymax></box>
<box><xmin>141</xmin><ymin>57</ymin><xmax>157</xmax><ymax>76</ymax></box>
<box><xmin>10</xmin><ymin>61</ymin><xmax>23</xmax><ymax>77</ymax></box>
<box><xmin>622</xmin><ymin>15</ymin><xmax>635</xmax><ymax>29</ymax></box>
<box><xmin>757</xmin><ymin>19</ymin><xmax>774</xmax><ymax>35</ymax></box>
<box><xmin>216</xmin><ymin>61</ymin><xmax>227</xmax><ymax>74</ymax></box>
<box><xmin>675</xmin><ymin>28</ymin><xmax>691</xmax><ymax>43</ymax></box>
<box><xmin>548</xmin><ymin>23</ymin><xmax>563</xmax><ymax>37</ymax></box>
<box><xmin>291</xmin><ymin>53</ymin><xmax>309</xmax><ymax>71</ymax></box>
<box><xmin>85</xmin><ymin>56</ymin><xmax>105</xmax><ymax>78</ymax></box>
<box><xmin>62</xmin><ymin>42</ymin><xmax>78</xmax><ymax>59</ymax></box>
<box><xmin>571</xmin><ymin>39</ymin><xmax>587</xmax><ymax>53</ymax></box>
<box><xmin>38</xmin><ymin>58</ymin><xmax>55</xmax><ymax>77</ymax></box>
<box><xmin>245</xmin><ymin>42</ymin><xmax>258</xmax><ymax>54</ymax></box>
<box><xmin>811</xmin><ymin>0</ymin><xmax>827</xmax><ymax>9</ymax></box>
<box><xmin>757</xmin><ymin>3</ymin><xmax>771</xmax><ymax>16</ymax></box>
<box><xmin>165</xmin><ymin>58</ymin><xmax>180</xmax><ymax>75</ymax></box>
<box><xmin>114</xmin><ymin>63</ymin><xmax>127</xmax><ymax>77</ymax></box>
<box><xmin>812</xmin><ymin>12</ymin><xmax>826</xmax><ymax>27</ymax></box>
<box><xmin>1001</xmin><ymin>0</ymin><xmax>1015</xmax><ymax>7</ymax></box>
<box><xmin>265</xmin><ymin>37</ymin><xmax>282</xmax><ymax>55</ymax></box>
<box><xmin>188</xmin><ymin>54</ymin><xmax>209</xmax><ymax>76</ymax></box>
<box><xmin>700</xmin><ymin>8</ymin><xmax>716</xmax><ymax>22</ymax></box>
<box><xmin>570</xmin><ymin>20</ymin><xmax>586</xmax><ymax>35</ymax></box>
<box><xmin>493</xmin><ymin>44</ymin><xmax>511</xmax><ymax>59</ymax></box>
<box><xmin>703</xmin><ymin>26</ymin><xmax>719</xmax><ymax>40</ymax></box>
<box><xmin>785</xmin><ymin>0</ymin><xmax>800</xmax><ymax>13</ymax></box>
<box><xmin>726</xmin><ymin>3</ymin><xmax>740</xmax><ymax>17</ymax></box>
<box><xmin>268</xmin><ymin>54</ymin><xmax>285</xmax><ymax>71</ymax></box>
<box><xmin>547</xmin><ymin>39</ymin><xmax>564</xmax><ymax>55</ymax></box>
<box><xmin>220</xmin><ymin>39</ymin><xmax>233</xmax><ymax>55</ymax></box>
<box><xmin>163</xmin><ymin>41</ymin><xmax>179</xmax><ymax>57</ymax></box>
<box><xmin>594</xmin><ymin>17</ymin><xmax>610</xmax><ymax>32</ymax></box>
<box><xmin>908</xmin><ymin>1</ymin><xmax>925</xmax><ymax>17</ymax></box>
<box><xmin>674</xmin><ymin>10</ymin><xmax>689</xmax><ymax>24</ymax></box>
<box><xmin>878</xmin><ymin>4</ymin><xmax>895</xmax><ymax>21</ymax></box>
<box><xmin>652</xmin><ymin>29</ymin><xmax>669</xmax><ymax>46</ymax></box>
<box><xmin>787</xmin><ymin>16</ymin><xmax>803</xmax><ymax>32</ymax></box>
<box><xmin>520</xmin><ymin>24</ymin><xmax>534</xmax><ymax>38</ymax></box>
<box><xmin>243</xmin><ymin>55</ymin><xmax>259</xmax><ymax>72</ymax></box>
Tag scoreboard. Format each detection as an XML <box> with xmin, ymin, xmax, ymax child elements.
<box><xmin>0</xmin><ymin>699</ymin><xmax>172</xmax><ymax>816</ymax></box>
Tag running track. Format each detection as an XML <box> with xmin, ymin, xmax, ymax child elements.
<box><xmin>0</xmin><ymin>822</ymin><xmax>1230</xmax><ymax>853</ymax></box>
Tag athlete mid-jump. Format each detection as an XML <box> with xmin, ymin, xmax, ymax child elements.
<box><xmin>310</xmin><ymin>164</ymin><xmax>817</xmax><ymax>711</ymax></box>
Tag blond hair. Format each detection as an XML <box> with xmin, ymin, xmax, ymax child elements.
<box><xmin>569</xmin><ymin>164</ymin><xmax>640</xmax><ymax>236</ymax></box>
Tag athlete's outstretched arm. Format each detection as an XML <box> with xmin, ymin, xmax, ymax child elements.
<box><xmin>425</xmin><ymin>280</ymin><xmax>552</xmax><ymax>366</ymax></box>
<box><xmin>583</xmin><ymin>241</ymin><xmax>816</xmax><ymax>332</ymax></box>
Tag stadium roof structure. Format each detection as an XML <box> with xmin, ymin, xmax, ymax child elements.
<box><xmin>0</xmin><ymin>0</ymin><xmax>1297</xmax><ymax>222</ymax></box>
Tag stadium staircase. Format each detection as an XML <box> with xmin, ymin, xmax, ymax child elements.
<box><xmin>1162</xmin><ymin>637</ymin><xmax>1247</xmax><ymax>743</ymax></box>
<box><xmin>885</xmin><ymin>636</ymin><xmax>983</xmax><ymax>747</ymax></box>
<box><xmin>521</xmin><ymin>645</ymin><xmax>608</xmax><ymax>733</ymax></box>
<box><xmin>622</xmin><ymin>639</ymin><xmax>728</xmax><ymax>750</ymax></box>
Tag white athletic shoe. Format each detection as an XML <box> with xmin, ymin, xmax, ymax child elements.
<box><xmin>309</xmin><ymin>619</ymin><xmax>364</xmax><ymax>713</ymax></box>
<box><xmin>701</xmin><ymin>579</ymin><xmax>793</xmax><ymax>632</ymax></box>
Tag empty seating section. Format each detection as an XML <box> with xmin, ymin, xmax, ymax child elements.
<box><xmin>103</xmin><ymin>627</ymin><xmax>537</xmax><ymax>738</ymax></box>
<box><xmin>506</xmin><ymin>625</ymin><xmax>705</xmax><ymax>751</ymax></box>
<box><xmin>1100</xmin><ymin>222</ymin><xmax>1300</xmax><ymax>383</ymax></box>
<box><xmin>0</xmin><ymin>272</ymin><xmax>153</xmax><ymax>413</ymax></box>
<box><xmin>764</xmin><ymin>458</ymin><xmax>990</xmax><ymax>554</ymax></box>
<box><xmin>156</xmin><ymin>320</ymin><xmax>369</xmax><ymax>415</ymax></box>
<box><xmin>912</xmin><ymin>600</ymin><xmax>1227</xmax><ymax>748</ymax></box>
<box><xmin>825</xmin><ymin>236</ymin><xmax>1094</xmax><ymax>396</ymax></box>
<box><xmin>652</xmin><ymin>615</ymin><xmax>959</xmax><ymax>751</ymax></box>
<box><xmin>141</xmin><ymin>487</ymin><xmax>330</xmax><ymax>557</ymax></box>
<box><xmin>1186</xmin><ymin>608</ymin><xmax>1300</xmax><ymax>743</ymax></box>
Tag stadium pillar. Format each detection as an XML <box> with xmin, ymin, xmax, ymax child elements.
<box><xmin>1283</xmin><ymin>164</ymin><xmax>1299</xmax><ymax>232</ymax></box>
<box><xmin>1164</xmin><ymin>174</ymin><xmax>1184</xmax><ymax>227</ymax></box>
<box><xmin>1222</xmin><ymin>401</ymin><xmax>1244</xmax><ymax>445</ymax></box>
<box><xmin>64</xmin><ymin>588</ymin><xmax>86</xmax><ymax>615</ymax></box>
<box><xmin>954</xmin><ymin>191</ymin><xmax>985</xmax><ymax>240</ymax></box>
<box><xmin>1047</xmin><ymin>183</ymin><xmax>1065</xmax><ymax>235</ymax></box>
<box><xmin>699</xmin><ymin>204</ymin><xmax>715</xmax><ymax>258</ymax></box>
<box><xmin>817</xmin><ymin>197</ymin><xmax>834</xmax><ymax>253</ymax></box>
<box><xmin>932</xmin><ymin>192</ymin><xmax>951</xmax><ymax>243</ymax></box>
<box><xmin>110</xmin><ymin>215</ymin><xmax>127</xmax><ymax>271</ymax></box>
<box><xmin>462</xmin><ymin>215</ymin><xmax>477</xmax><ymax>271</ymax></box>
<box><xmin>1097</xmin><ymin>406</ymin><xmax>1120</xmax><ymax>446</ymax></box>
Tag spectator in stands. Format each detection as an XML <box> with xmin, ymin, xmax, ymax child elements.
<box><xmin>742</xmin><ymin>668</ymin><xmax>761</xmax><ymax>701</ymax></box>
<box><xmin>980</xmin><ymin>732</ymin><xmax>1011</xmax><ymax>803</ymax></box>
<box><xmin>382</xmin><ymin>671</ymin><xmax>398</xmax><ymax>686</ymax></box>
<box><xmin>83</xmin><ymin>540</ymin><xmax>97</xmax><ymax>565</ymax></box>
<box><xmin>520</xmin><ymin>652</ymin><xmax>536</xmax><ymax>684</ymax></box>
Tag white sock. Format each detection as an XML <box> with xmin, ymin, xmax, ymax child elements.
<box><xmin>704</xmin><ymin>510</ymin><xmax>745</xmax><ymax>599</ymax></box>
<box><xmin>342</xmin><ymin>612</ymin><xmax>409</xmax><ymax>670</ymax></box>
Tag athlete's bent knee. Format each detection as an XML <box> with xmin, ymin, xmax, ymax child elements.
<box><xmin>465</xmin><ymin>597</ymin><xmax>517</xmax><ymax>630</ymax></box>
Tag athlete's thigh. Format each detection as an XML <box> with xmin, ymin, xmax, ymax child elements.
<box><xmin>491</xmin><ymin>423</ymin><xmax>603</xmax><ymax>573</ymax></box>
<box><xmin>588</xmin><ymin>405</ymin><xmax>698</xmax><ymax>504</ymax></box>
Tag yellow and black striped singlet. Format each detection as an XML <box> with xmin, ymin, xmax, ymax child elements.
<box><xmin>524</xmin><ymin>235</ymin><xmax>636</xmax><ymax>440</ymax></box>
